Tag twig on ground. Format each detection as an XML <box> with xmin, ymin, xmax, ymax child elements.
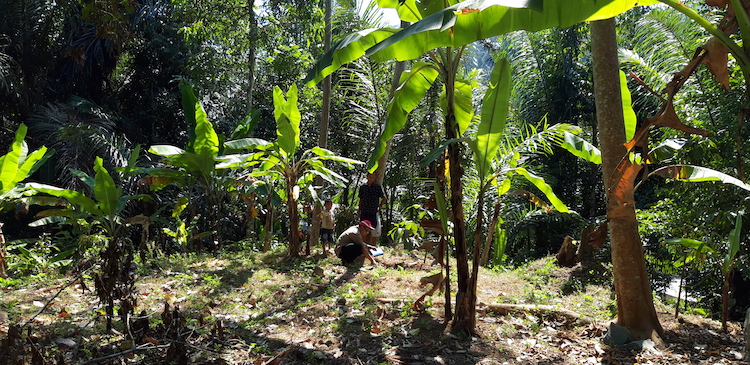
<box><xmin>78</xmin><ymin>343</ymin><xmax>171</xmax><ymax>365</ymax></box>
<box><xmin>21</xmin><ymin>270</ymin><xmax>90</xmax><ymax>329</ymax></box>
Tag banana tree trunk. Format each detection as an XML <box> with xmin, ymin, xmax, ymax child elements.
<box><xmin>288</xmin><ymin>184</ymin><xmax>301</xmax><ymax>257</ymax></box>
<box><xmin>480</xmin><ymin>203</ymin><xmax>501</xmax><ymax>266</ymax></box>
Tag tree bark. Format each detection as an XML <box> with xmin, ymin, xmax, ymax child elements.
<box><xmin>309</xmin><ymin>0</ymin><xmax>333</xmax><ymax>253</ymax></box>
<box><xmin>591</xmin><ymin>18</ymin><xmax>663</xmax><ymax>340</ymax></box>
<box><xmin>440</xmin><ymin>48</ymin><xmax>473</xmax><ymax>334</ymax></box>
<box><xmin>247</xmin><ymin>0</ymin><xmax>256</xmax><ymax>113</ymax></box>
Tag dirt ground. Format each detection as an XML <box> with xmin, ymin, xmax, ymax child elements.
<box><xmin>0</xmin><ymin>249</ymin><xmax>747</xmax><ymax>364</ymax></box>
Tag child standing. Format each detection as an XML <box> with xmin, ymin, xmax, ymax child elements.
<box><xmin>318</xmin><ymin>200</ymin><xmax>336</xmax><ymax>255</ymax></box>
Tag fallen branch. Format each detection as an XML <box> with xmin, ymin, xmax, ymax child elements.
<box><xmin>479</xmin><ymin>303</ymin><xmax>594</xmax><ymax>324</ymax></box>
<box><xmin>78</xmin><ymin>343</ymin><xmax>171</xmax><ymax>365</ymax></box>
<box><xmin>21</xmin><ymin>269</ymin><xmax>92</xmax><ymax>329</ymax></box>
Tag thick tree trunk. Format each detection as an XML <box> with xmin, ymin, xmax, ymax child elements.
<box><xmin>591</xmin><ymin>18</ymin><xmax>663</xmax><ymax>340</ymax></box>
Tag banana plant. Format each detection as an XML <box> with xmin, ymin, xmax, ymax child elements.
<box><xmin>147</xmin><ymin>80</ymin><xmax>237</xmax><ymax>251</ymax></box>
<box><xmin>26</xmin><ymin>157</ymin><xmax>151</xmax><ymax>238</ymax></box>
<box><xmin>305</xmin><ymin>0</ymin><xmax>655</xmax><ymax>333</ymax></box>
<box><xmin>0</xmin><ymin>123</ymin><xmax>51</xmax><ymax>278</ymax></box>
<box><xmin>721</xmin><ymin>212</ymin><xmax>743</xmax><ymax>331</ymax></box>
<box><xmin>662</xmin><ymin>237</ymin><xmax>714</xmax><ymax>318</ymax></box>
<box><xmin>218</xmin><ymin>85</ymin><xmax>362</xmax><ymax>257</ymax></box>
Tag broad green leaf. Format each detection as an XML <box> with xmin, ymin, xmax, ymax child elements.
<box><xmin>216</xmin><ymin>153</ymin><xmax>262</xmax><ymax>169</ymax></box>
<box><xmin>230</xmin><ymin>109</ymin><xmax>262</xmax><ymax>140</ymax></box>
<box><xmin>179</xmin><ymin>80</ymin><xmax>199</xmax><ymax>150</ymax></box>
<box><xmin>0</xmin><ymin>124</ymin><xmax>27</xmax><ymax>193</ymax></box>
<box><xmin>433</xmin><ymin>181</ymin><xmax>450</xmax><ymax>237</ymax></box>
<box><xmin>70</xmin><ymin>169</ymin><xmax>95</xmax><ymax>189</ymax></box>
<box><xmin>28</xmin><ymin>215</ymin><xmax>70</xmax><ymax>227</ymax></box>
<box><xmin>620</xmin><ymin>70</ymin><xmax>636</xmax><ymax>142</ymax></box>
<box><xmin>650</xmin><ymin>165</ymin><xmax>750</xmax><ymax>192</ymax></box>
<box><xmin>309</xmin><ymin>168</ymin><xmax>348</xmax><ymax>188</ymax></box>
<box><xmin>664</xmin><ymin>238</ymin><xmax>714</xmax><ymax>252</ymax></box>
<box><xmin>93</xmin><ymin>157</ymin><xmax>120</xmax><ymax>217</ymax></box>
<box><xmin>25</xmin><ymin>183</ymin><xmax>101</xmax><ymax>215</ymax></box>
<box><xmin>149</xmin><ymin>145</ymin><xmax>188</xmax><ymax>158</ymax></box>
<box><xmin>440</xmin><ymin>79</ymin><xmax>474</xmax><ymax>136</ymax></box>
<box><xmin>179</xmin><ymin>80</ymin><xmax>218</xmax><ymax>175</ymax></box>
<box><xmin>366</xmin><ymin>0</ymin><xmax>658</xmax><ymax>62</ymax></box>
<box><xmin>512</xmin><ymin>167</ymin><xmax>569</xmax><ymax>213</ymax></box>
<box><xmin>475</xmin><ymin>58</ymin><xmax>511</xmax><ymax>179</ymax></box>
<box><xmin>119</xmin><ymin>144</ymin><xmax>141</xmax><ymax>175</ymax></box>
<box><xmin>305</xmin><ymin>0</ymin><xmax>656</xmax><ymax>85</ymax></box>
<box><xmin>421</xmin><ymin>138</ymin><xmax>465</xmax><ymax>168</ymax></box>
<box><xmin>560</xmin><ymin>132</ymin><xmax>602</xmax><ymax>164</ymax></box>
<box><xmin>274</xmin><ymin>85</ymin><xmax>301</xmax><ymax>158</ymax></box>
<box><xmin>192</xmin><ymin>97</ymin><xmax>219</xmax><ymax>160</ymax></box>
<box><xmin>648</xmin><ymin>138</ymin><xmax>687</xmax><ymax>163</ymax></box>
<box><xmin>304</xmin><ymin>28</ymin><xmax>399</xmax><ymax>86</ymax></box>
<box><xmin>224</xmin><ymin>138</ymin><xmax>273</xmax><ymax>150</ymax></box>
<box><xmin>368</xmin><ymin>62</ymin><xmax>440</xmax><ymax>169</ymax></box>
<box><xmin>724</xmin><ymin>212</ymin><xmax>742</xmax><ymax>274</ymax></box>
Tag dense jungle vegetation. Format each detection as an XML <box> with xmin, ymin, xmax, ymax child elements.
<box><xmin>0</xmin><ymin>0</ymin><xmax>749</xmax><ymax>364</ymax></box>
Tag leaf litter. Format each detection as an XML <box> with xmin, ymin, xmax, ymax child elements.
<box><xmin>0</xmin><ymin>251</ymin><xmax>746</xmax><ymax>364</ymax></box>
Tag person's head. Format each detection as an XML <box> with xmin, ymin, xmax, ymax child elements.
<box><xmin>366</xmin><ymin>172</ymin><xmax>376</xmax><ymax>185</ymax></box>
<box><xmin>324</xmin><ymin>200</ymin><xmax>333</xmax><ymax>210</ymax></box>
<box><xmin>359</xmin><ymin>220</ymin><xmax>374</xmax><ymax>235</ymax></box>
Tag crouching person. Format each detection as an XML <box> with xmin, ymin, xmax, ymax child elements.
<box><xmin>335</xmin><ymin>220</ymin><xmax>379</xmax><ymax>266</ymax></box>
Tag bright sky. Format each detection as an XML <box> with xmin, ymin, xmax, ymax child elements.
<box><xmin>357</xmin><ymin>0</ymin><xmax>401</xmax><ymax>27</ymax></box>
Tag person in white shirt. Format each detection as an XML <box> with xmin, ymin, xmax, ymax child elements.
<box><xmin>335</xmin><ymin>220</ymin><xmax>378</xmax><ymax>266</ymax></box>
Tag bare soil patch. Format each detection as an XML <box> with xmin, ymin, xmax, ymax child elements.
<box><xmin>0</xmin><ymin>249</ymin><xmax>746</xmax><ymax>364</ymax></box>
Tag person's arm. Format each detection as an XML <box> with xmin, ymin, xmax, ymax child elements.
<box><xmin>360</xmin><ymin>244</ymin><xmax>378</xmax><ymax>266</ymax></box>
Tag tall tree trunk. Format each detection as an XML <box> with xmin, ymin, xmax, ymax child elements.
<box><xmin>591</xmin><ymin>18</ymin><xmax>663</xmax><ymax>340</ymax></box>
<box><xmin>247</xmin><ymin>0</ymin><xmax>256</xmax><ymax>112</ymax></box>
<box><xmin>309</xmin><ymin>0</ymin><xmax>333</xmax><ymax>254</ymax></box>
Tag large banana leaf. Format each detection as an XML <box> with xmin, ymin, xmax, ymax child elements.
<box><xmin>620</xmin><ymin>70</ymin><xmax>637</xmax><ymax>142</ymax></box>
<box><xmin>440</xmin><ymin>79</ymin><xmax>474</xmax><ymax>135</ymax></box>
<box><xmin>560</xmin><ymin>132</ymin><xmax>602</xmax><ymax>164</ymax></box>
<box><xmin>305</xmin><ymin>0</ymin><xmax>656</xmax><ymax>85</ymax></box>
<box><xmin>649</xmin><ymin>165</ymin><xmax>750</xmax><ymax>192</ymax></box>
<box><xmin>663</xmin><ymin>238</ymin><xmax>713</xmax><ymax>267</ymax></box>
<box><xmin>180</xmin><ymin>82</ymin><xmax>219</xmax><ymax>171</ymax></box>
<box><xmin>93</xmin><ymin>157</ymin><xmax>120</xmax><ymax>217</ymax></box>
<box><xmin>25</xmin><ymin>183</ymin><xmax>102</xmax><ymax>215</ymax></box>
<box><xmin>274</xmin><ymin>85</ymin><xmax>301</xmax><ymax>158</ymax></box>
<box><xmin>0</xmin><ymin>124</ymin><xmax>50</xmax><ymax>196</ymax></box>
<box><xmin>511</xmin><ymin>167</ymin><xmax>569</xmax><ymax>213</ymax></box>
<box><xmin>368</xmin><ymin>62</ymin><xmax>440</xmax><ymax>169</ymax></box>
<box><xmin>475</xmin><ymin>58</ymin><xmax>511</xmax><ymax>180</ymax></box>
<box><xmin>723</xmin><ymin>212</ymin><xmax>742</xmax><ymax>274</ymax></box>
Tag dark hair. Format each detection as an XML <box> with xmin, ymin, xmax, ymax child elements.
<box><xmin>324</xmin><ymin>199</ymin><xmax>333</xmax><ymax>204</ymax></box>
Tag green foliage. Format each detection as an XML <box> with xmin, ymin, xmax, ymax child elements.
<box><xmin>220</xmin><ymin>85</ymin><xmax>362</xmax><ymax>255</ymax></box>
<box><xmin>6</xmin><ymin>237</ymin><xmax>74</xmax><ymax>275</ymax></box>
<box><xmin>0</xmin><ymin>124</ymin><xmax>50</xmax><ymax>205</ymax></box>
<box><xmin>27</xmin><ymin>157</ymin><xmax>151</xmax><ymax>238</ymax></box>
